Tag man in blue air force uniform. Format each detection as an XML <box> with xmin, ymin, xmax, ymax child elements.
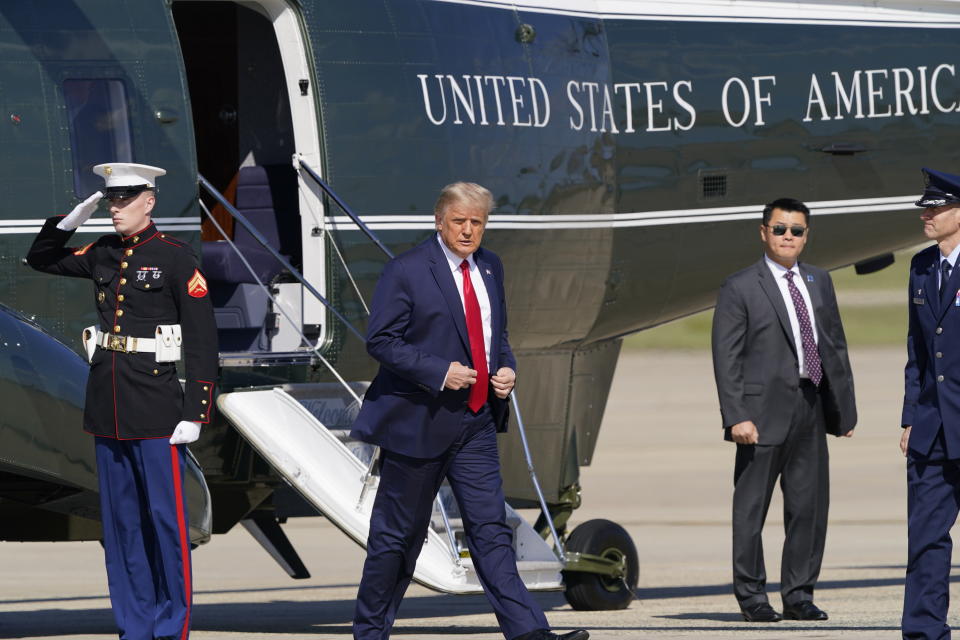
<box><xmin>901</xmin><ymin>168</ymin><xmax>960</xmax><ymax>640</ymax></box>
<box><xmin>350</xmin><ymin>182</ymin><xmax>588</xmax><ymax>640</ymax></box>
<box><xmin>26</xmin><ymin>163</ymin><xmax>219</xmax><ymax>640</ymax></box>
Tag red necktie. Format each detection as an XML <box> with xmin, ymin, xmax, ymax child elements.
<box><xmin>460</xmin><ymin>260</ymin><xmax>488</xmax><ymax>411</ymax></box>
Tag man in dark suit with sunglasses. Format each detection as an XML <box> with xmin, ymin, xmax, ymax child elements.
<box><xmin>711</xmin><ymin>197</ymin><xmax>857</xmax><ymax>623</ymax></box>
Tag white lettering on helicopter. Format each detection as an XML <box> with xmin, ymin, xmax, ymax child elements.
<box><xmin>803</xmin><ymin>64</ymin><xmax>960</xmax><ymax>121</ymax></box>
<box><xmin>417</xmin><ymin>62</ymin><xmax>960</xmax><ymax>133</ymax></box>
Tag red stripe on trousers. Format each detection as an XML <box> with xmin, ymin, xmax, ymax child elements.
<box><xmin>170</xmin><ymin>445</ymin><xmax>192</xmax><ymax>640</ymax></box>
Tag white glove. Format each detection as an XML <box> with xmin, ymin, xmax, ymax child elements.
<box><xmin>57</xmin><ymin>191</ymin><xmax>103</xmax><ymax>231</ymax></box>
<box><xmin>169</xmin><ymin>420</ymin><xmax>201</xmax><ymax>445</ymax></box>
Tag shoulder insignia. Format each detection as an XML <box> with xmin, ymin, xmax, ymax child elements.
<box><xmin>72</xmin><ymin>242</ymin><xmax>94</xmax><ymax>256</ymax></box>
<box><xmin>187</xmin><ymin>268</ymin><xmax>208</xmax><ymax>298</ymax></box>
<box><xmin>159</xmin><ymin>233</ymin><xmax>187</xmax><ymax>247</ymax></box>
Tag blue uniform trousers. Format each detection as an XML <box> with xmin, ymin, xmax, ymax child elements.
<box><xmin>904</xmin><ymin>430</ymin><xmax>960</xmax><ymax>640</ymax></box>
<box><xmin>95</xmin><ymin>437</ymin><xmax>192</xmax><ymax>640</ymax></box>
<box><xmin>353</xmin><ymin>405</ymin><xmax>549</xmax><ymax>640</ymax></box>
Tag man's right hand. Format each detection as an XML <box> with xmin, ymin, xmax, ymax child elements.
<box><xmin>57</xmin><ymin>191</ymin><xmax>103</xmax><ymax>231</ymax></box>
<box><xmin>901</xmin><ymin>426</ymin><xmax>911</xmax><ymax>457</ymax></box>
<box><xmin>730</xmin><ymin>420</ymin><xmax>759</xmax><ymax>444</ymax></box>
<box><xmin>444</xmin><ymin>362</ymin><xmax>477</xmax><ymax>390</ymax></box>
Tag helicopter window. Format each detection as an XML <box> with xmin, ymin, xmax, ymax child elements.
<box><xmin>62</xmin><ymin>79</ymin><xmax>133</xmax><ymax>197</ymax></box>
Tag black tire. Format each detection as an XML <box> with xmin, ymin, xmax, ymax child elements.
<box><xmin>562</xmin><ymin>519</ymin><xmax>638</xmax><ymax>611</ymax></box>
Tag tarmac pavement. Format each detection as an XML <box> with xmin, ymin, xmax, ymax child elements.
<box><xmin>0</xmin><ymin>347</ymin><xmax>943</xmax><ymax>639</ymax></box>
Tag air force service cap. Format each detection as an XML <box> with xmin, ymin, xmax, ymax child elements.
<box><xmin>93</xmin><ymin>163</ymin><xmax>166</xmax><ymax>200</ymax></box>
<box><xmin>916</xmin><ymin>167</ymin><xmax>960</xmax><ymax>208</ymax></box>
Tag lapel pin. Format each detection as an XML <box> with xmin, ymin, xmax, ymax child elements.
<box><xmin>485</xmin><ymin>268</ymin><xmax>491</xmax><ymax>275</ymax></box>
<box><xmin>806</xmin><ymin>274</ymin><xmax>814</xmax><ymax>282</ymax></box>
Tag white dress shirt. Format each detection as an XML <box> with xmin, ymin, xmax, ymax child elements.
<box><xmin>938</xmin><ymin>243</ymin><xmax>960</xmax><ymax>291</ymax></box>
<box><xmin>765</xmin><ymin>255</ymin><xmax>819</xmax><ymax>379</ymax></box>
<box><xmin>437</xmin><ymin>234</ymin><xmax>492</xmax><ymax>370</ymax></box>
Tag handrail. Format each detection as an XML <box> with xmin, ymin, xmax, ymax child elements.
<box><xmin>511</xmin><ymin>392</ymin><xmax>565</xmax><ymax>560</ymax></box>
<box><xmin>203</xmin><ymin>171</ymin><xmax>464</xmax><ymax>565</ymax></box>
<box><xmin>200</xmin><ymin>198</ymin><xmax>362</xmax><ymax>404</ymax></box>
<box><xmin>198</xmin><ymin>173</ymin><xmax>365</xmax><ymax>342</ymax></box>
<box><xmin>295</xmin><ymin>157</ymin><xmax>395</xmax><ymax>260</ymax></box>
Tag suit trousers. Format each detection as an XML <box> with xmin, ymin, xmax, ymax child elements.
<box><xmin>353</xmin><ymin>404</ymin><xmax>549</xmax><ymax>640</ymax></box>
<box><xmin>732</xmin><ymin>381</ymin><xmax>829</xmax><ymax>608</ymax></box>
<box><xmin>95</xmin><ymin>437</ymin><xmax>192</xmax><ymax>640</ymax></box>
<box><xmin>903</xmin><ymin>430</ymin><xmax>959</xmax><ymax>640</ymax></box>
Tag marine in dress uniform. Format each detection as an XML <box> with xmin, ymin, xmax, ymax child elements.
<box><xmin>26</xmin><ymin>163</ymin><xmax>219</xmax><ymax>640</ymax></box>
<box><xmin>349</xmin><ymin>182</ymin><xmax>588</xmax><ymax>640</ymax></box>
<box><xmin>901</xmin><ymin>168</ymin><xmax>960</xmax><ymax>640</ymax></box>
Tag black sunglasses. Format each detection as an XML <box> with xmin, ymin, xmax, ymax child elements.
<box><xmin>766</xmin><ymin>224</ymin><xmax>807</xmax><ymax>237</ymax></box>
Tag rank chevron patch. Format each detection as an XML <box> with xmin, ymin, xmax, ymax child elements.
<box><xmin>72</xmin><ymin>242</ymin><xmax>94</xmax><ymax>256</ymax></box>
<box><xmin>187</xmin><ymin>269</ymin><xmax>208</xmax><ymax>298</ymax></box>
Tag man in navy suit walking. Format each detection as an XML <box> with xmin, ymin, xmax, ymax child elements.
<box><xmin>901</xmin><ymin>168</ymin><xmax>960</xmax><ymax>640</ymax></box>
<box><xmin>350</xmin><ymin>182</ymin><xmax>588</xmax><ymax>640</ymax></box>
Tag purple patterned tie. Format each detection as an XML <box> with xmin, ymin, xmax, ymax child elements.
<box><xmin>784</xmin><ymin>271</ymin><xmax>823</xmax><ymax>386</ymax></box>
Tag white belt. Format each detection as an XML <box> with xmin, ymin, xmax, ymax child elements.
<box><xmin>96</xmin><ymin>330</ymin><xmax>156</xmax><ymax>353</ymax></box>
<box><xmin>83</xmin><ymin>325</ymin><xmax>181</xmax><ymax>362</ymax></box>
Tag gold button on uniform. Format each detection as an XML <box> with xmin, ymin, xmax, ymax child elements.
<box><xmin>118</xmin><ymin>294</ymin><xmax>125</xmax><ymax>301</ymax></box>
<box><xmin>97</xmin><ymin>291</ymin><xmax>105</xmax><ymax>303</ymax></box>
<box><xmin>121</xmin><ymin>261</ymin><xmax>128</xmax><ymax>269</ymax></box>
<box><xmin>116</xmin><ymin>309</ymin><xmax>124</xmax><ymax>317</ymax></box>
<box><xmin>125</xmin><ymin>249</ymin><xmax>133</xmax><ymax>256</ymax></box>
<box><xmin>113</xmin><ymin>325</ymin><xmax>121</xmax><ymax>333</ymax></box>
<box><xmin>120</xmin><ymin>278</ymin><xmax>127</xmax><ymax>285</ymax></box>
<box><xmin>153</xmin><ymin>369</ymin><xmax>159</xmax><ymax>375</ymax></box>
<box><xmin>201</xmin><ymin>399</ymin><xmax>208</xmax><ymax>405</ymax></box>
<box><xmin>203</xmin><ymin>386</ymin><xmax>209</xmax><ymax>391</ymax></box>
<box><xmin>133</xmin><ymin>236</ymin><xmax>140</xmax><ymax>243</ymax></box>
<box><xmin>200</xmin><ymin>413</ymin><xmax>206</xmax><ymax>419</ymax></box>
<box><xmin>145</xmin><ymin>284</ymin><xmax>151</xmax><ymax>289</ymax></box>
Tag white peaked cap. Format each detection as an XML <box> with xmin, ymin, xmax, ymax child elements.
<box><xmin>93</xmin><ymin>162</ymin><xmax>167</xmax><ymax>189</ymax></box>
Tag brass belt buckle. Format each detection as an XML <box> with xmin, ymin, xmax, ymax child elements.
<box><xmin>108</xmin><ymin>335</ymin><xmax>126</xmax><ymax>353</ymax></box>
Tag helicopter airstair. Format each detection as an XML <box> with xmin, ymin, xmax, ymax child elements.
<box><xmin>218</xmin><ymin>383</ymin><xmax>563</xmax><ymax>593</ymax></box>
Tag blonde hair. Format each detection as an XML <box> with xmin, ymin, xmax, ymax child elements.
<box><xmin>434</xmin><ymin>182</ymin><xmax>494</xmax><ymax>218</ymax></box>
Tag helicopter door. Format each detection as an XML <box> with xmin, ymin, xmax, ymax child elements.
<box><xmin>172</xmin><ymin>0</ymin><xmax>326</xmax><ymax>353</ymax></box>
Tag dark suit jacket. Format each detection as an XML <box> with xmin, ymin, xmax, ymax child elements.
<box><xmin>711</xmin><ymin>257</ymin><xmax>857</xmax><ymax>445</ymax></box>
<box><xmin>902</xmin><ymin>245</ymin><xmax>960</xmax><ymax>456</ymax></box>
<box><xmin>349</xmin><ymin>236</ymin><xmax>516</xmax><ymax>458</ymax></box>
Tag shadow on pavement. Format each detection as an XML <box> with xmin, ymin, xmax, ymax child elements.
<box><xmin>0</xmin><ymin>591</ymin><xmax>569</xmax><ymax>638</ymax></box>
<box><xmin>0</xmin><ymin>583</ymin><xmax>358</xmax><ymax>607</ymax></box>
<box><xmin>635</xmin><ymin>574</ymin><xmax>911</xmax><ymax>601</ymax></box>
<box><xmin>0</xmin><ymin>577</ymin><xmax>917</xmax><ymax>638</ymax></box>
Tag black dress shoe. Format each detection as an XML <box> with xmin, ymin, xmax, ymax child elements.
<box><xmin>511</xmin><ymin>629</ymin><xmax>590</xmax><ymax>640</ymax></box>
<box><xmin>741</xmin><ymin>601</ymin><xmax>782</xmax><ymax>622</ymax></box>
<box><xmin>783</xmin><ymin>600</ymin><xmax>828</xmax><ymax>620</ymax></box>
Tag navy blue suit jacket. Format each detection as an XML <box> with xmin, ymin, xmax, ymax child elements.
<box><xmin>350</xmin><ymin>236</ymin><xmax>516</xmax><ymax>458</ymax></box>
<box><xmin>903</xmin><ymin>245</ymin><xmax>960</xmax><ymax>456</ymax></box>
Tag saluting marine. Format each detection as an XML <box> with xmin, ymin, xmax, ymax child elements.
<box><xmin>26</xmin><ymin>163</ymin><xmax>218</xmax><ymax>640</ymax></box>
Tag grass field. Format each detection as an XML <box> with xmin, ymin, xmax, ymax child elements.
<box><xmin>623</xmin><ymin>247</ymin><xmax>918</xmax><ymax>350</ymax></box>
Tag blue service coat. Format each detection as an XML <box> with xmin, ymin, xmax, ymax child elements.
<box><xmin>350</xmin><ymin>236</ymin><xmax>516</xmax><ymax>459</ymax></box>
<box><xmin>903</xmin><ymin>244</ymin><xmax>960</xmax><ymax>456</ymax></box>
